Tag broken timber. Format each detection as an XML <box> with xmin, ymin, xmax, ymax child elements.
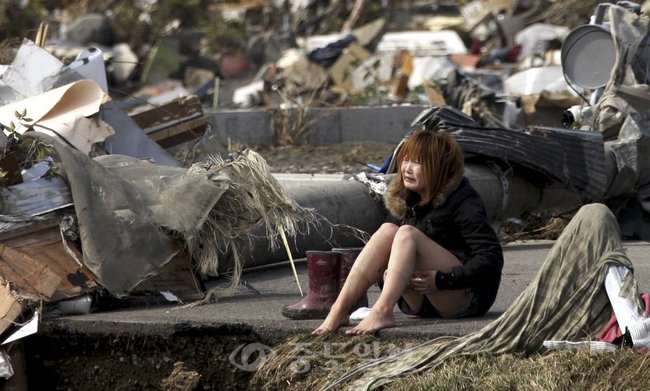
<box><xmin>130</xmin><ymin>95</ymin><xmax>210</xmax><ymax>149</ymax></box>
<box><xmin>0</xmin><ymin>220</ymin><xmax>97</xmax><ymax>301</ymax></box>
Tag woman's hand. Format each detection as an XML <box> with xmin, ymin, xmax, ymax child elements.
<box><xmin>410</xmin><ymin>270</ymin><xmax>439</xmax><ymax>294</ymax></box>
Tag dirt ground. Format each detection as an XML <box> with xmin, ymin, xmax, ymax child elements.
<box><xmin>22</xmin><ymin>328</ymin><xmax>260</xmax><ymax>391</ymax></box>
<box><xmin>251</xmin><ymin>141</ymin><xmax>397</xmax><ymax>175</ymax></box>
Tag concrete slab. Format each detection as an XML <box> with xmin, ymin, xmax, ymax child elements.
<box><xmin>208</xmin><ymin>105</ymin><xmax>429</xmax><ymax>147</ymax></box>
<box><xmin>210</xmin><ymin>108</ymin><xmax>274</xmax><ymax>146</ymax></box>
<box><xmin>40</xmin><ymin>240</ymin><xmax>650</xmax><ymax>344</ymax></box>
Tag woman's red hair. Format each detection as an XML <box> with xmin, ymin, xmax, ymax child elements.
<box><xmin>388</xmin><ymin>130</ymin><xmax>464</xmax><ymax>205</ymax></box>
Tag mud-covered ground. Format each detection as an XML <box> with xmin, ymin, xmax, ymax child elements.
<box><xmin>22</xmin><ymin>328</ymin><xmax>260</xmax><ymax>391</ymax></box>
<box><xmin>253</xmin><ymin>141</ymin><xmax>397</xmax><ymax>175</ymax></box>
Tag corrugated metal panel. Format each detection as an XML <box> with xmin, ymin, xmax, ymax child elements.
<box><xmin>452</xmin><ymin>126</ymin><xmax>607</xmax><ymax>201</ymax></box>
<box><xmin>0</xmin><ymin>176</ymin><xmax>73</xmax><ymax>216</ymax></box>
<box><xmin>410</xmin><ymin>106</ymin><xmax>607</xmax><ymax>202</ymax></box>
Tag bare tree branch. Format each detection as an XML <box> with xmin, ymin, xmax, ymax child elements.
<box><xmin>343</xmin><ymin>0</ymin><xmax>368</xmax><ymax>31</ymax></box>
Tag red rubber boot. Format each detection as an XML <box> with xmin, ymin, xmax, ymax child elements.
<box><xmin>333</xmin><ymin>247</ymin><xmax>369</xmax><ymax>312</ymax></box>
<box><xmin>281</xmin><ymin>250</ymin><xmax>342</xmax><ymax>320</ymax></box>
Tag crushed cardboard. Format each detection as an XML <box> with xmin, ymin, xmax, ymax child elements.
<box><xmin>329</xmin><ymin>43</ymin><xmax>372</xmax><ymax>93</ymax></box>
<box><xmin>0</xmin><ymin>294</ymin><xmax>22</xmax><ymax>337</ymax></box>
<box><xmin>0</xmin><ymin>79</ymin><xmax>113</xmax><ymax>154</ymax></box>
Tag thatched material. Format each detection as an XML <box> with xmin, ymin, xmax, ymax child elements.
<box><xmin>183</xmin><ymin>150</ymin><xmax>318</xmax><ymax>297</ymax></box>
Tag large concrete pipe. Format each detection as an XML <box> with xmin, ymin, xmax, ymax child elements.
<box><xmin>224</xmin><ymin>177</ymin><xmax>387</xmax><ymax>271</ymax></box>
<box><xmin>231</xmin><ymin>164</ymin><xmax>586</xmax><ymax>270</ymax></box>
<box><xmin>465</xmin><ymin>165</ymin><xmax>586</xmax><ymax>221</ymax></box>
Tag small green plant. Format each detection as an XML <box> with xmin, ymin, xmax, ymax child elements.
<box><xmin>0</xmin><ymin>109</ymin><xmax>54</xmax><ymax>183</ymax></box>
<box><xmin>269</xmin><ymin>80</ymin><xmax>332</xmax><ymax>147</ymax></box>
<box><xmin>5</xmin><ymin>108</ymin><xmax>35</xmax><ymax>133</ymax></box>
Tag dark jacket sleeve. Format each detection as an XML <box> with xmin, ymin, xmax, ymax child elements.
<box><xmin>438</xmin><ymin>186</ymin><xmax>504</xmax><ymax>291</ymax></box>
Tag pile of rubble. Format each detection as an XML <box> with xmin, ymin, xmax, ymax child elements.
<box><xmin>0</xmin><ymin>1</ymin><xmax>619</xmax><ymax>130</ymax></box>
<box><xmin>0</xmin><ymin>36</ymin><xmax>317</xmax><ymax>381</ymax></box>
<box><xmin>2</xmin><ymin>0</ymin><xmax>650</xmax><ymax>382</ymax></box>
<box><xmin>0</xmin><ymin>1</ymin><xmax>606</xmax><ymax>115</ymax></box>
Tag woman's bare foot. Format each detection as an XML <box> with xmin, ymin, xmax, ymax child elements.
<box><xmin>312</xmin><ymin>310</ymin><xmax>350</xmax><ymax>335</ymax></box>
<box><xmin>345</xmin><ymin>307</ymin><xmax>395</xmax><ymax>335</ymax></box>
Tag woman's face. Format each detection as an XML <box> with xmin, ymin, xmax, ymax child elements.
<box><xmin>401</xmin><ymin>157</ymin><xmax>426</xmax><ymax>196</ymax></box>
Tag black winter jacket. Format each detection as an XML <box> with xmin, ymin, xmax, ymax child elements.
<box><xmin>384</xmin><ymin>174</ymin><xmax>504</xmax><ymax>315</ymax></box>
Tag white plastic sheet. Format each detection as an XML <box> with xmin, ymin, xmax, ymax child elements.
<box><xmin>2</xmin><ymin>312</ymin><xmax>38</xmax><ymax>345</ymax></box>
<box><xmin>503</xmin><ymin>65</ymin><xmax>571</xmax><ymax>95</ymax></box>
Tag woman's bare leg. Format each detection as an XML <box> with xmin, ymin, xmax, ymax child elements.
<box><xmin>346</xmin><ymin>225</ymin><xmax>467</xmax><ymax>335</ymax></box>
<box><xmin>312</xmin><ymin>223</ymin><xmax>398</xmax><ymax>334</ymax></box>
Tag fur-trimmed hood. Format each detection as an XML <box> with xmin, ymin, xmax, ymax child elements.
<box><xmin>383</xmin><ymin>172</ymin><xmax>464</xmax><ymax>220</ymax></box>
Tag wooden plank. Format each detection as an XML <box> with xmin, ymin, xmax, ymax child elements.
<box><xmin>132</xmin><ymin>250</ymin><xmax>202</xmax><ymax>294</ymax></box>
<box><xmin>17</xmin><ymin>240</ymin><xmax>98</xmax><ymax>300</ymax></box>
<box><xmin>0</xmin><ymin>245</ymin><xmax>62</xmax><ymax>299</ymax></box>
<box><xmin>131</xmin><ymin>95</ymin><xmax>203</xmax><ymax>130</ymax></box>
<box><xmin>0</xmin><ymin>218</ymin><xmax>62</xmax><ymax>247</ymax></box>
<box><xmin>147</xmin><ymin>116</ymin><xmax>210</xmax><ymax>140</ymax></box>
<box><xmin>148</xmin><ymin>116</ymin><xmax>210</xmax><ymax>148</ymax></box>
<box><xmin>130</xmin><ymin>95</ymin><xmax>209</xmax><ymax>148</ymax></box>
<box><xmin>0</xmin><ymin>293</ymin><xmax>22</xmax><ymax>336</ymax></box>
<box><xmin>0</xmin><ymin>222</ymin><xmax>99</xmax><ymax>299</ymax></box>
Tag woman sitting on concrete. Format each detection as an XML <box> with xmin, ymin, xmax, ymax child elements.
<box><xmin>320</xmin><ymin>203</ymin><xmax>650</xmax><ymax>390</ymax></box>
<box><xmin>313</xmin><ymin>130</ymin><xmax>504</xmax><ymax>335</ymax></box>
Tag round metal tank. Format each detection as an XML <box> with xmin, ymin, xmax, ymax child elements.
<box><xmin>561</xmin><ymin>24</ymin><xmax>617</xmax><ymax>89</ymax></box>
